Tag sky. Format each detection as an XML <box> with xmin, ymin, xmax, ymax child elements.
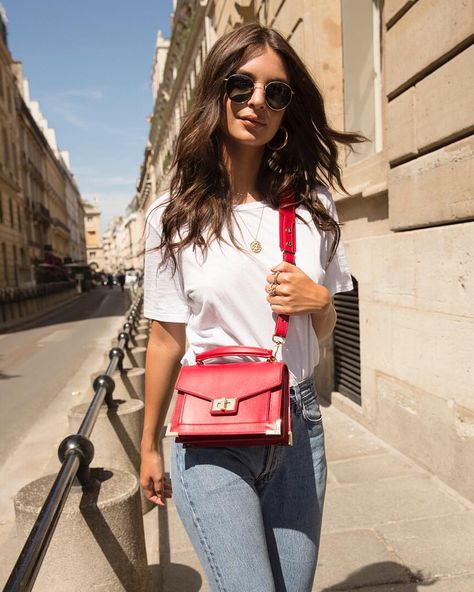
<box><xmin>2</xmin><ymin>0</ymin><xmax>173</xmax><ymax>233</ymax></box>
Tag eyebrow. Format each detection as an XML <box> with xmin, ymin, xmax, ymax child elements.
<box><xmin>236</xmin><ymin>68</ymin><xmax>289</xmax><ymax>84</ymax></box>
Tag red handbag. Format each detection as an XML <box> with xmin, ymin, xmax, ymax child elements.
<box><xmin>167</xmin><ymin>193</ymin><xmax>296</xmax><ymax>447</ymax></box>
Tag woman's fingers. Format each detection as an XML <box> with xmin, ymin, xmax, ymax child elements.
<box><xmin>142</xmin><ymin>474</ymin><xmax>173</xmax><ymax>506</ymax></box>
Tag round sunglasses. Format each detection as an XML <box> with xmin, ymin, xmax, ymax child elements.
<box><xmin>224</xmin><ymin>74</ymin><xmax>294</xmax><ymax>111</ymax></box>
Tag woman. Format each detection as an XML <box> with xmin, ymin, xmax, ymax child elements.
<box><xmin>140</xmin><ymin>23</ymin><xmax>364</xmax><ymax>592</ymax></box>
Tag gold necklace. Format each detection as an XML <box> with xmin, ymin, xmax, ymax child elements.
<box><xmin>235</xmin><ymin>206</ymin><xmax>265</xmax><ymax>253</ymax></box>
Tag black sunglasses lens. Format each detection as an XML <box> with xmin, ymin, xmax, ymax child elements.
<box><xmin>265</xmin><ymin>81</ymin><xmax>292</xmax><ymax>110</ymax></box>
<box><xmin>226</xmin><ymin>75</ymin><xmax>292</xmax><ymax>110</ymax></box>
<box><xmin>226</xmin><ymin>75</ymin><xmax>253</xmax><ymax>103</ymax></box>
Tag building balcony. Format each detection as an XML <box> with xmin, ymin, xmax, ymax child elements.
<box><xmin>32</xmin><ymin>201</ymin><xmax>51</xmax><ymax>225</ymax></box>
<box><xmin>51</xmin><ymin>216</ymin><xmax>70</xmax><ymax>233</ymax></box>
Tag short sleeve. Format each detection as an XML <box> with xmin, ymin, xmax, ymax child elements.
<box><xmin>317</xmin><ymin>187</ymin><xmax>354</xmax><ymax>297</ymax></box>
<box><xmin>143</xmin><ymin>197</ymin><xmax>190</xmax><ymax>323</ymax></box>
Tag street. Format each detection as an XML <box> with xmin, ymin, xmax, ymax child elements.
<box><xmin>0</xmin><ymin>286</ymin><xmax>131</xmax><ymax>465</ymax></box>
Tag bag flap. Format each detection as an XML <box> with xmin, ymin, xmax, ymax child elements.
<box><xmin>176</xmin><ymin>361</ymin><xmax>285</xmax><ymax>402</ymax></box>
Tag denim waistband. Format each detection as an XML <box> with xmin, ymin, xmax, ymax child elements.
<box><xmin>290</xmin><ymin>376</ymin><xmax>315</xmax><ymax>401</ymax></box>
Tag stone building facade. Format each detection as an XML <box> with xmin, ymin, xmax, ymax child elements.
<box><xmin>83</xmin><ymin>202</ymin><xmax>105</xmax><ymax>272</ymax></box>
<box><xmin>0</xmin><ymin>10</ymin><xmax>86</xmax><ymax>288</ymax></box>
<box><xmin>0</xmin><ymin>17</ymin><xmax>28</xmax><ymax>287</ymax></box>
<box><xmin>63</xmin><ymin>155</ymin><xmax>86</xmax><ymax>264</ymax></box>
<box><xmin>132</xmin><ymin>0</ymin><xmax>473</xmax><ymax>499</ymax></box>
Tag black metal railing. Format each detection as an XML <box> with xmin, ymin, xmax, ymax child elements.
<box><xmin>0</xmin><ymin>282</ymin><xmax>74</xmax><ymax>305</ymax></box>
<box><xmin>2</xmin><ymin>294</ymin><xmax>143</xmax><ymax>592</ymax></box>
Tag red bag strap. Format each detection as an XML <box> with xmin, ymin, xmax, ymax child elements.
<box><xmin>274</xmin><ymin>191</ymin><xmax>296</xmax><ymax>343</ymax></box>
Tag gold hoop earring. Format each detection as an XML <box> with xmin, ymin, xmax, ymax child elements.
<box><xmin>267</xmin><ymin>126</ymin><xmax>288</xmax><ymax>151</ymax></box>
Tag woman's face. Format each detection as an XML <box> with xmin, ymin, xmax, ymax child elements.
<box><xmin>223</xmin><ymin>46</ymin><xmax>289</xmax><ymax>149</ymax></box>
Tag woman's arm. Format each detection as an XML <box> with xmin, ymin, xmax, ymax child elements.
<box><xmin>311</xmin><ymin>302</ymin><xmax>337</xmax><ymax>342</ymax></box>
<box><xmin>140</xmin><ymin>319</ymin><xmax>186</xmax><ymax>505</ymax></box>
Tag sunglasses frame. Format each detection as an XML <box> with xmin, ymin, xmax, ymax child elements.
<box><xmin>224</xmin><ymin>73</ymin><xmax>294</xmax><ymax>111</ymax></box>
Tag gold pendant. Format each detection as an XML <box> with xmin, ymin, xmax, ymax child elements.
<box><xmin>250</xmin><ymin>240</ymin><xmax>262</xmax><ymax>253</ymax></box>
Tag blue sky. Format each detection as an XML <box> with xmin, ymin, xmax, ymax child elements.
<box><xmin>3</xmin><ymin>0</ymin><xmax>173</xmax><ymax>232</ymax></box>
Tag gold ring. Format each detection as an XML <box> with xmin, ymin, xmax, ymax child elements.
<box><xmin>269</xmin><ymin>282</ymin><xmax>278</xmax><ymax>297</ymax></box>
<box><xmin>273</xmin><ymin>271</ymin><xmax>281</xmax><ymax>285</ymax></box>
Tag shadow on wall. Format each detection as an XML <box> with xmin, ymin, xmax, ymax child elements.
<box><xmin>320</xmin><ymin>561</ymin><xmax>437</xmax><ymax>591</ymax></box>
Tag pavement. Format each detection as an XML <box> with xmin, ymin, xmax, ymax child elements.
<box><xmin>146</xmin><ymin>403</ymin><xmax>474</xmax><ymax>592</ymax></box>
<box><xmin>0</xmin><ymin>287</ymin><xmax>131</xmax><ymax>588</ymax></box>
<box><xmin>1</xmin><ymin>298</ymin><xmax>473</xmax><ymax>591</ymax></box>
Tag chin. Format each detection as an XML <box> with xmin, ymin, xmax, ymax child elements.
<box><xmin>229</xmin><ymin>131</ymin><xmax>269</xmax><ymax>147</ymax></box>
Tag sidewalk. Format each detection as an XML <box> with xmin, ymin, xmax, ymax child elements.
<box><xmin>0</xmin><ymin>307</ymin><xmax>126</xmax><ymax>587</ymax></box>
<box><xmin>145</xmin><ymin>403</ymin><xmax>474</xmax><ymax>592</ymax></box>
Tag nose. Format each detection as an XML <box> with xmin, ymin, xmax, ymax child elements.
<box><xmin>247</xmin><ymin>83</ymin><xmax>266</xmax><ymax>109</ymax></box>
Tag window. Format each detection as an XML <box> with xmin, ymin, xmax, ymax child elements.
<box><xmin>2</xmin><ymin>242</ymin><xmax>8</xmax><ymax>286</ymax></box>
<box><xmin>2</xmin><ymin>128</ymin><xmax>9</xmax><ymax>167</ymax></box>
<box><xmin>90</xmin><ymin>251</ymin><xmax>96</xmax><ymax>257</ymax></box>
<box><xmin>0</xmin><ymin>194</ymin><xmax>3</xmax><ymax>224</ymax></box>
<box><xmin>87</xmin><ymin>216</ymin><xmax>93</xmax><ymax>222</ymax></box>
<box><xmin>333</xmin><ymin>276</ymin><xmax>361</xmax><ymax>403</ymax></box>
<box><xmin>9</xmin><ymin>198</ymin><xmax>14</xmax><ymax>228</ymax></box>
<box><xmin>13</xmin><ymin>245</ymin><xmax>18</xmax><ymax>286</ymax></box>
<box><xmin>17</xmin><ymin>205</ymin><xmax>21</xmax><ymax>231</ymax></box>
<box><xmin>12</xmin><ymin>141</ymin><xmax>18</xmax><ymax>175</ymax></box>
<box><xmin>341</xmin><ymin>0</ymin><xmax>383</xmax><ymax>165</ymax></box>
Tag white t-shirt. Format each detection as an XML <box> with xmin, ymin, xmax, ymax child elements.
<box><xmin>144</xmin><ymin>186</ymin><xmax>353</xmax><ymax>385</ymax></box>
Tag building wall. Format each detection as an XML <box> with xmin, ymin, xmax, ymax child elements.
<box><xmin>45</xmin><ymin>155</ymin><xmax>68</xmax><ymax>260</ymax></box>
<box><xmin>0</xmin><ymin>31</ymin><xmax>28</xmax><ymax>287</ymax></box>
<box><xmin>142</xmin><ymin>0</ymin><xmax>217</xmax><ymax>214</ymax></box>
<box><xmin>102</xmin><ymin>216</ymin><xmax>124</xmax><ymax>273</ymax></box>
<box><xmin>332</xmin><ymin>0</ymin><xmax>473</xmax><ymax>501</ymax></box>
<box><xmin>83</xmin><ymin>203</ymin><xmax>105</xmax><ymax>271</ymax></box>
<box><xmin>277</xmin><ymin>0</ymin><xmax>473</xmax><ymax>501</ymax></box>
<box><xmin>17</xmin><ymin>102</ymin><xmax>49</xmax><ymax>269</ymax></box>
<box><xmin>0</xmin><ymin>22</ymin><xmax>87</xmax><ymax>285</ymax></box>
<box><xmin>63</xmin><ymin>162</ymin><xmax>86</xmax><ymax>263</ymax></box>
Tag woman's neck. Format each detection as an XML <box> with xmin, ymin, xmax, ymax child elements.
<box><xmin>222</xmin><ymin>140</ymin><xmax>264</xmax><ymax>204</ymax></box>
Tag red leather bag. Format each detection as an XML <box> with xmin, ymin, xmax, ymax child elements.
<box><xmin>167</xmin><ymin>193</ymin><xmax>296</xmax><ymax>447</ymax></box>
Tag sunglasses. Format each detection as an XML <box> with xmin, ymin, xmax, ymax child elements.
<box><xmin>224</xmin><ymin>74</ymin><xmax>294</xmax><ymax>111</ymax></box>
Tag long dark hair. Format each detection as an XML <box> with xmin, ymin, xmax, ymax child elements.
<box><xmin>159</xmin><ymin>23</ymin><xmax>366</xmax><ymax>270</ymax></box>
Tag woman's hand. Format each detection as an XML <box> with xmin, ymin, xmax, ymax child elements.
<box><xmin>265</xmin><ymin>261</ymin><xmax>331</xmax><ymax>316</ymax></box>
<box><xmin>140</xmin><ymin>449</ymin><xmax>173</xmax><ymax>507</ymax></box>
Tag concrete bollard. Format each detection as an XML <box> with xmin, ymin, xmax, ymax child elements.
<box><xmin>117</xmin><ymin>367</ymin><xmax>146</xmax><ymax>401</ymax></box>
<box><xmin>134</xmin><ymin>334</ymin><xmax>148</xmax><ymax>349</ymax></box>
<box><xmin>68</xmin><ymin>400</ymin><xmax>153</xmax><ymax>514</ymax></box>
<box><xmin>90</xmin><ymin>368</ymin><xmax>144</xmax><ymax>401</ymax></box>
<box><xmin>136</xmin><ymin>325</ymin><xmax>149</xmax><ymax>337</ymax></box>
<box><xmin>14</xmin><ymin>468</ymin><xmax>151</xmax><ymax>591</ymax></box>
<box><xmin>68</xmin><ymin>400</ymin><xmax>143</xmax><ymax>475</ymax></box>
<box><xmin>128</xmin><ymin>346</ymin><xmax>146</xmax><ymax>368</ymax></box>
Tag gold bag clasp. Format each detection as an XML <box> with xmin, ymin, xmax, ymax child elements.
<box><xmin>212</xmin><ymin>397</ymin><xmax>237</xmax><ymax>412</ymax></box>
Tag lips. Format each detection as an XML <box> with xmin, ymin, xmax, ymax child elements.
<box><xmin>239</xmin><ymin>117</ymin><xmax>266</xmax><ymax>126</ymax></box>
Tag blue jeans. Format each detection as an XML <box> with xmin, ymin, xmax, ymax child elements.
<box><xmin>171</xmin><ymin>376</ymin><xmax>327</xmax><ymax>592</ymax></box>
